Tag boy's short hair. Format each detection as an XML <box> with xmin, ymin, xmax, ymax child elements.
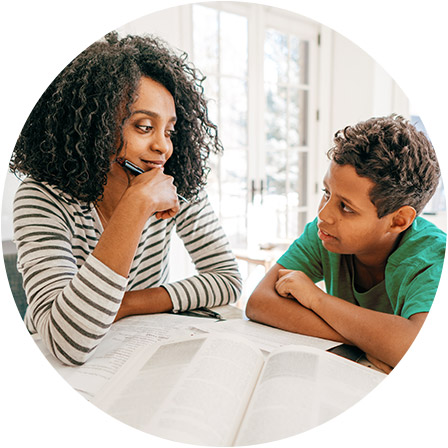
<box><xmin>327</xmin><ymin>114</ymin><xmax>441</xmax><ymax>218</ymax></box>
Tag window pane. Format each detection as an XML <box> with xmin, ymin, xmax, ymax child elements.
<box><xmin>265</xmin><ymin>84</ymin><xmax>287</xmax><ymax>150</ymax></box>
<box><xmin>221</xmin><ymin>148</ymin><xmax>247</xmax><ymax>248</ymax></box>
<box><xmin>266</xmin><ymin>150</ymin><xmax>286</xmax><ymax>196</ymax></box>
<box><xmin>203</xmin><ymin>74</ymin><xmax>219</xmax><ymax>126</ymax></box>
<box><xmin>193</xmin><ymin>5</ymin><xmax>219</xmax><ymax>74</ymax></box>
<box><xmin>264</xmin><ymin>29</ymin><xmax>288</xmax><ymax>84</ymax></box>
<box><xmin>206</xmin><ymin>152</ymin><xmax>221</xmax><ymax>214</ymax></box>
<box><xmin>221</xmin><ymin>148</ymin><xmax>247</xmax><ymax>195</ymax></box>
<box><xmin>287</xmin><ymin>202</ymin><xmax>298</xmax><ymax>239</ymax></box>
<box><xmin>220</xmin><ymin>77</ymin><xmax>248</xmax><ymax>148</ymax></box>
<box><xmin>220</xmin><ymin>12</ymin><xmax>248</xmax><ymax>78</ymax></box>
<box><xmin>290</xmin><ymin>37</ymin><xmax>309</xmax><ymax>85</ymax></box>
<box><xmin>297</xmin><ymin>211</ymin><xmax>308</xmax><ymax>236</ymax></box>
<box><xmin>289</xmin><ymin>89</ymin><xmax>308</xmax><ymax>147</ymax></box>
<box><xmin>289</xmin><ymin>151</ymin><xmax>308</xmax><ymax>207</ymax></box>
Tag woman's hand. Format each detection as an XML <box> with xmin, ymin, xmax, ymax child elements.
<box><xmin>275</xmin><ymin>269</ymin><xmax>322</xmax><ymax>309</ymax></box>
<box><xmin>128</xmin><ymin>167</ymin><xmax>180</xmax><ymax>220</ymax></box>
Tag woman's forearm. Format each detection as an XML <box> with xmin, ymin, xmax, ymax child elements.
<box><xmin>93</xmin><ymin>187</ymin><xmax>157</xmax><ymax>277</ymax></box>
<box><xmin>114</xmin><ymin>287</ymin><xmax>173</xmax><ymax>321</ymax></box>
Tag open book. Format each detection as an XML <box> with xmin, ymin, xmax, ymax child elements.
<box><xmin>93</xmin><ymin>333</ymin><xmax>386</xmax><ymax>446</ymax></box>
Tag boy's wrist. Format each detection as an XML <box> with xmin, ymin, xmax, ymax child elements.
<box><xmin>310</xmin><ymin>288</ymin><xmax>328</xmax><ymax>314</ymax></box>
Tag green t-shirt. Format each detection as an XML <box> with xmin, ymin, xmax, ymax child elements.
<box><xmin>277</xmin><ymin>217</ymin><xmax>446</xmax><ymax>318</ymax></box>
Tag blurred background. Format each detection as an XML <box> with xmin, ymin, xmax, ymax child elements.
<box><xmin>3</xmin><ymin>1</ymin><xmax>445</xmax><ymax>306</ymax></box>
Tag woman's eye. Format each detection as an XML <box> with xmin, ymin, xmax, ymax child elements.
<box><xmin>166</xmin><ymin>129</ymin><xmax>176</xmax><ymax>138</ymax></box>
<box><xmin>136</xmin><ymin>124</ymin><xmax>152</xmax><ymax>132</ymax></box>
<box><xmin>321</xmin><ymin>188</ymin><xmax>330</xmax><ymax>199</ymax></box>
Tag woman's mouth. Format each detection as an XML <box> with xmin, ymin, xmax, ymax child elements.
<box><xmin>141</xmin><ymin>160</ymin><xmax>164</xmax><ymax>170</ymax></box>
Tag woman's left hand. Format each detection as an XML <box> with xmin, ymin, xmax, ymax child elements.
<box><xmin>275</xmin><ymin>269</ymin><xmax>321</xmax><ymax>310</ymax></box>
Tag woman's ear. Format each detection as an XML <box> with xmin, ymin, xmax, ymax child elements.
<box><xmin>390</xmin><ymin>206</ymin><xmax>417</xmax><ymax>233</ymax></box>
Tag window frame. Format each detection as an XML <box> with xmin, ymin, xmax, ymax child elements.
<box><xmin>190</xmin><ymin>2</ymin><xmax>320</xmax><ymax>247</ymax></box>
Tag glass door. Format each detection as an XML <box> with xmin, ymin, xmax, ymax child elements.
<box><xmin>253</xmin><ymin>24</ymin><xmax>314</xmax><ymax>249</ymax></box>
<box><xmin>192</xmin><ymin>4</ymin><xmax>249</xmax><ymax>249</ymax></box>
<box><xmin>192</xmin><ymin>3</ymin><xmax>318</xmax><ymax>252</ymax></box>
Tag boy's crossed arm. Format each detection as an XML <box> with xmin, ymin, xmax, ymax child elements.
<box><xmin>246</xmin><ymin>263</ymin><xmax>427</xmax><ymax>372</ymax></box>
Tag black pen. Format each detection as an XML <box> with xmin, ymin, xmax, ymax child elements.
<box><xmin>116</xmin><ymin>158</ymin><xmax>189</xmax><ymax>203</ymax></box>
<box><xmin>179</xmin><ymin>307</ymin><xmax>224</xmax><ymax>321</ymax></box>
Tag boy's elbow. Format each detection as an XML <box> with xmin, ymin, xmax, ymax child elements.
<box><xmin>245</xmin><ymin>291</ymin><xmax>263</xmax><ymax>322</ymax></box>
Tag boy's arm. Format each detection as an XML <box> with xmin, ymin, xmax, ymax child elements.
<box><xmin>245</xmin><ymin>264</ymin><xmax>351</xmax><ymax>344</ymax></box>
<box><xmin>275</xmin><ymin>269</ymin><xmax>427</xmax><ymax>368</ymax></box>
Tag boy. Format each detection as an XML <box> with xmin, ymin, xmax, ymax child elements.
<box><xmin>246</xmin><ymin>115</ymin><xmax>445</xmax><ymax>372</ymax></box>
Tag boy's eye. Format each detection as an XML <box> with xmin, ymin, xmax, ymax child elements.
<box><xmin>341</xmin><ymin>202</ymin><xmax>354</xmax><ymax>213</ymax></box>
<box><xmin>321</xmin><ymin>188</ymin><xmax>330</xmax><ymax>199</ymax></box>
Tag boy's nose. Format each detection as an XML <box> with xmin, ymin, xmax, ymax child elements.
<box><xmin>317</xmin><ymin>201</ymin><xmax>335</xmax><ymax>225</ymax></box>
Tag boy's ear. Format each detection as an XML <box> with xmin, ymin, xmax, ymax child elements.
<box><xmin>389</xmin><ymin>206</ymin><xmax>417</xmax><ymax>233</ymax></box>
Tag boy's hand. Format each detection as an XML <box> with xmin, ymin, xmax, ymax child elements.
<box><xmin>275</xmin><ymin>269</ymin><xmax>320</xmax><ymax>309</ymax></box>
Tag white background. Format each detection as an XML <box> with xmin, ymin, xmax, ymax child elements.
<box><xmin>1</xmin><ymin>1</ymin><xmax>447</xmax><ymax>447</ymax></box>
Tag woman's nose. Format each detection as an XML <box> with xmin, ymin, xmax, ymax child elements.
<box><xmin>150</xmin><ymin>131</ymin><xmax>171</xmax><ymax>155</ymax></box>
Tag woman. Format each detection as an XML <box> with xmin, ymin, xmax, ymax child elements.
<box><xmin>11</xmin><ymin>32</ymin><xmax>242</xmax><ymax>366</ymax></box>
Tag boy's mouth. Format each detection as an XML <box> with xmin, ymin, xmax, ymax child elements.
<box><xmin>317</xmin><ymin>227</ymin><xmax>337</xmax><ymax>242</ymax></box>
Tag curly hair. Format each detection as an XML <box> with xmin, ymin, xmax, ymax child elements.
<box><xmin>327</xmin><ymin>114</ymin><xmax>440</xmax><ymax>218</ymax></box>
<box><xmin>10</xmin><ymin>32</ymin><xmax>222</xmax><ymax>203</ymax></box>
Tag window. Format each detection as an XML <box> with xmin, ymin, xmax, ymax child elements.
<box><xmin>192</xmin><ymin>5</ymin><xmax>249</xmax><ymax>249</ymax></box>
<box><xmin>192</xmin><ymin>3</ymin><xmax>318</xmax><ymax>250</ymax></box>
<box><xmin>263</xmin><ymin>28</ymin><xmax>311</xmax><ymax>241</ymax></box>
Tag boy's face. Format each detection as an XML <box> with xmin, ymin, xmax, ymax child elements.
<box><xmin>317</xmin><ymin>162</ymin><xmax>395</xmax><ymax>262</ymax></box>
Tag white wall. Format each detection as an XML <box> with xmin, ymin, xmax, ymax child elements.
<box><xmin>316</xmin><ymin>29</ymin><xmax>409</xmax><ymax>181</ymax></box>
<box><xmin>117</xmin><ymin>5</ymin><xmax>192</xmax><ymax>53</ymax></box>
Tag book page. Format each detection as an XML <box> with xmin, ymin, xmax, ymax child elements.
<box><xmin>235</xmin><ymin>345</ymin><xmax>386</xmax><ymax>445</ymax></box>
<box><xmin>33</xmin><ymin>313</ymin><xmax>209</xmax><ymax>399</ymax></box>
<box><xmin>96</xmin><ymin>334</ymin><xmax>265</xmax><ymax>446</ymax></box>
<box><xmin>192</xmin><ymin>318</ymin><xmax>341</xmax><ymax>352</ymax></box>
<box><xmin>94</xmin><ymin>337</ymin><xmax>208</xmax><ymax>430</ymax></box>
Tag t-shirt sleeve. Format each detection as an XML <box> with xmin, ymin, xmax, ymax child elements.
<box><xmin>388</xmin><ymin>219</ymin><xmax>446</xmax><ymax>319</ymax></box>
<box><xmin>395</xmin><ymin>263</ymin><xmax>443</xmax><ymax>319</ymax></box>
<box><xmin>276</xmin><ymin>219</ymin><xmax>324</xmax><ymax>283</ymax></box>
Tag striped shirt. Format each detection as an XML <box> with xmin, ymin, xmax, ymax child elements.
<box><xmin>13</xmin><ymin>178</ymin><xmax>242</xmax><ymax>366</ymax></box>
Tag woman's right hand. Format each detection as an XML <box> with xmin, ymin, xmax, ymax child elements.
<box><xmin>127</xmin><ymin>167</ymin><xmax>180</xmax><ymax>220</ymax></box>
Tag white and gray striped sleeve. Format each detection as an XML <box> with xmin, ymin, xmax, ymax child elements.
<box><xmin>14</xmin><ymin>182</ymin><xmax>128</xmax><ymax>365</ymax></box>
<box><xmin>163</xmin><ymin>191</ymin><xmax>243</xmax><ymax>312</ymax></box>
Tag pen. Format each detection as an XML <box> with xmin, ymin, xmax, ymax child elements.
<box><xmin>116</xmin><ymin>158</ymin><xmax>190</xmax><ymax>203</ymax></box>
<box><xmin>179</xmin><ymin>307</ymin><xmax>224</xmax><ymax>321</ymax></box>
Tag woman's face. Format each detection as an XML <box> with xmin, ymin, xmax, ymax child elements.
<box><xmin>118</xmin><ymin>76</ymin><xmax>177</xmax><ymax>172</ymax></box>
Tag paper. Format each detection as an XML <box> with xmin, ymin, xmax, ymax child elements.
<box><xmin>92</xmin><ymin>333</ymin><xmax>385</xmax><ymax>446</ymax></box>
<box><xmin>234</xmin><ymin>345</ymin><xmax>384</xmax><ymax>445</ymax></box>
<box><xmin>33</xmin><ymin>313</ymin><xmax>210</xmax><ymax>399</ymax></box>
<box><xmin>192</xmin><ymin>318</ymin><xmax>341</xmax><ymax>352</ymax></box>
